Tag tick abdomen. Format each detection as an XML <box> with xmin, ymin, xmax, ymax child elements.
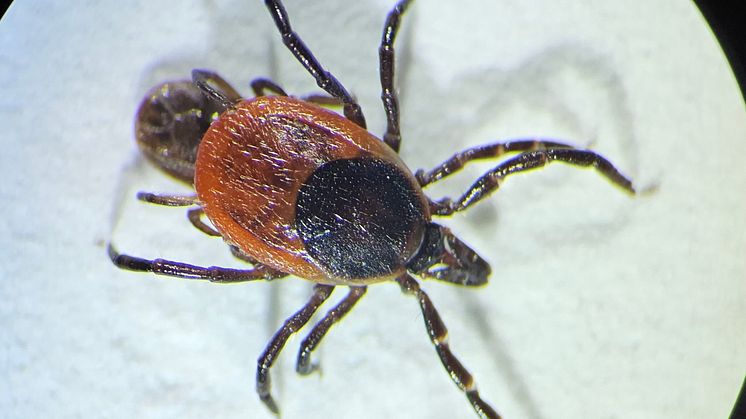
<box><xmin>195</xmin><ymin>96</ymin><xmax>428</xmax><ymax>283</ymax></box>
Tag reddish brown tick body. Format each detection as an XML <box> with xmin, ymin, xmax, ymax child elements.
<box><xmin>196</xmin><ymin>96</ymin><xmax>429</xmax><ymax>284</ymax></box>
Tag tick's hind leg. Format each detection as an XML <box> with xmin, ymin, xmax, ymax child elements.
<box><xmin>107</xmin><ymin>244</ymin><xmax>286</xmax><ymax>283</ymax></box>
<box><xmin>295</xmin><ymin>286</ymin><xmax>367</xmax><ymax>375</ymax></box>
<box><xmin>378</xmin><ymin>0</ymin><xmax>413</xmax><ymax>152</ymax></box>
<box><xmin>427</xmin><ymin>147</ymin><xmax>638</xmax><ymax>216</ymax></box>
<box><xmin>263</xmin><ymin>0</ymin><xmax>366</xmax><ymax>128</ymax></box>
<box><xmin>396</xmin><ymin>274</ymin><xmax>501</xmax><ymax>419</ymax></box>
<box><xmin>256</xmin><ymin>285</ymin><xmax>335</xmax><ymax>414</ymax></box>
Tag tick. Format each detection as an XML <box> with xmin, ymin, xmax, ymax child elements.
<box><xmin>110</xmin><ymin>1</ymin><xmax>640</xmax><ymax>418</ymax></box>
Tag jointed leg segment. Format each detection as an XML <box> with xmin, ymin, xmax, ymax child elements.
<box><xmin>136</xmin><ymin>193</ymin><xmax>221</xmax><ymax>239</ymax></box>
<box><xmin>263</xmin><ymin>0</ymin><xmax>367</xmax><ymax>128</ymax></box>
<box><xmin>108</xmin><ymin>244</ymin><xmax>285</xmax><ymax>283</ymax></box>
<box><xmin>136</xmin><ymin>192</ymin><xmax>199</xmax><ymax>207</ymax></box>
<box><xmin>187</xmin><ymin>207</ymin><xmax>221</xmax><ymax>237</ymax></box>
<box><xmin>130</xmin><ymin>194</ymin><xmax>286</xmax><ymax>278</ymax></box>
<box><xmin>426</xmin><ymin>146</ymin><xmax>637</xmax><ymax>216</ymax></box>
<box><xmin>256</xmin><ymin>284</ymin><xmax>335</xmax><ymax>414</ymax></box>
<box><xmin>296</xmin><ymin>286</ymin><xmax>368</xmax><ymax>375</ymax></box>
<box><xmin>251</xmin><ymin>78</ymin><xmax>289</xmax><ymax>97</ymax></box>
<box><xmin>415</xmin><ymin>139</ymin><xmax>576</xmax><ymax>186</ymax></box>
<box><xmin>396</xmin><ymin>274</ymin><xmax>501</xmax><ymax>419</ymax></box>
<box><xmin>192</xmin><ymin>69</ymin><xmax>240</xmax><ymax>110</ymax></box>
<box><xmin>378</xmin><ymin>0</ymin><xmax>413</xmax><ymax>152</ymax></box>
<box><xmin>251</xmin><ymin>77</ymin><xmax>344</xmax><ymax>107</ymax></box>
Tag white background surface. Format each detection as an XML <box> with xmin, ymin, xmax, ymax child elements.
<box><xmin>1</xmin><ymin>1</ymin><xmax>744</xmax><ymax>418</ymax></box>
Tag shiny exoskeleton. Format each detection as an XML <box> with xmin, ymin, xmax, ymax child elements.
<box><xmin>111</xmin><ymin>1</ymin><xmax>640</xmax><ymax>418</ymax></box>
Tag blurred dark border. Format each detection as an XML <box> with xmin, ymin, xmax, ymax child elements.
<box><xmin>691</xmin><ymin>2</ymin><xmax>746</xmax><ymax>416</ymax></box>
<box><xmin>692</xmin><ymin>0</ymin><xmax>746</xmax><ymax>105</ymax></box>
<box><xmin>730</xmin><ymin>375</ymin><xmax>746</xmax><ymax>419</ymax></box>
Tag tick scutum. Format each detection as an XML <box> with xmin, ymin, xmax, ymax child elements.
<box><xmin>296</xmin><ymin>157</ymin><xmax>428</xmax><ymax>280</ymax></box>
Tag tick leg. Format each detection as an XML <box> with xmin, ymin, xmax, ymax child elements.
<box><xmin>136</xmin><ymin>196</ymin><xmax>273</xmax><ymax>272</ymax></box>
<box><xmin>192</xmin><ymin>69</ymin><xmax>239</xmax><ymax>109</ymax></box>
<box><xmin>251</xmin><ymin>78</ymin><xmax>289</xmax><ymax>97</ymax></box>
<box><xmin>250</xmin><ymin>77</ymin><xmax>342</xmax><ymax>106</ymax></box>
<box><xmin>140</xmin><ymin>196</ymin><xmax>270</xmax><ymax>269</ymax></box>
<box><xmin>429</xmin><ymin>148</ymin><xmax>637</xmax><ymax>216</ymax></box>
<box><xmin>379</xmin><ymin>0</ymin><xmax>413</xmax><ymax>152</ymax></box>
<box><xmin>136</xmin><ymin>192</ymin><xmax>199</xmax><ymax>207</ymax></box>
<box><xmin>144</xmin><ymin>207</ymin><xmax>280</xmax><ymax>276</ymax></box>
<box><xmin>199</xmin><ymin>70</ymin><xmax>242</xmax><ymax>102</ymax></box>
<box><xmin>396</xmin><ymin>274</ymin><xmax>501</xmax><ymax>419</ymax></box>
<box><xmin>108</xmin><ymin>244</ymin><xmax>286</xmax><ymax>283</ymax></box>
<box><xmin>225</xmin><ymin>245</ymin><xmax>261</xmax><ymax>265</ymax></box>
<box><xmin>415</xmin><ymin>139</ymin><xmax>576</xmax><ymax>186</ymax></box>
<box><xmin>137</xmin><ymin>193</ymin><xmax>218</xmax><ymax>238</ymax></box>
<box><xmin>186</xmin><ymin>207</ymin><xmax>221</xmax><ymax>237</ymax></box>
<box><xmin>224</xmin><ymin>246</ymin><xmax>286</xmax><ymax>279</ymax></box>
<box><xmin>263</xmin><ymin>0</ymin><xmax>367</xmax><ymax>128</ymax></box>
<box><xmin>295</xmin><ymin>286</ymin><xmax>367</xmax><ymax>375</ymax></box>
<box><xmin>298</xmin><ymin>93</ymin><xmax>344</xmax><ymax>107</ymax></box>
<box><xmin>137</xmin><ymin>193</ymin><xmax>214</xmax><ymax>237</ymax></box>
<box><xmin>257</xmin><ymin>285</ymin><xmax>335</xmax><ymax>414</ymax></box>
<box><xmin>187</xmin><ymin>69</ymin><xmax>242</xmax><ymax>103</ymax></box>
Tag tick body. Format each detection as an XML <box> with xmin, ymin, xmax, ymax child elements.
<box><xmin>196</xmin><ymin>95</ymin><xmax>429</xmax><ymax>283</ymax></box>
<box><xmin>112</xmin><ymin>1</ymin><xmax>642</xmax><ymax>418</ymax></box>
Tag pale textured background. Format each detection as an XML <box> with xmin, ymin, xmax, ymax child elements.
<box><xmin>1</xmin><ymin>1</ymin><xmax>744</xmax><ymax>418</ymax></box>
